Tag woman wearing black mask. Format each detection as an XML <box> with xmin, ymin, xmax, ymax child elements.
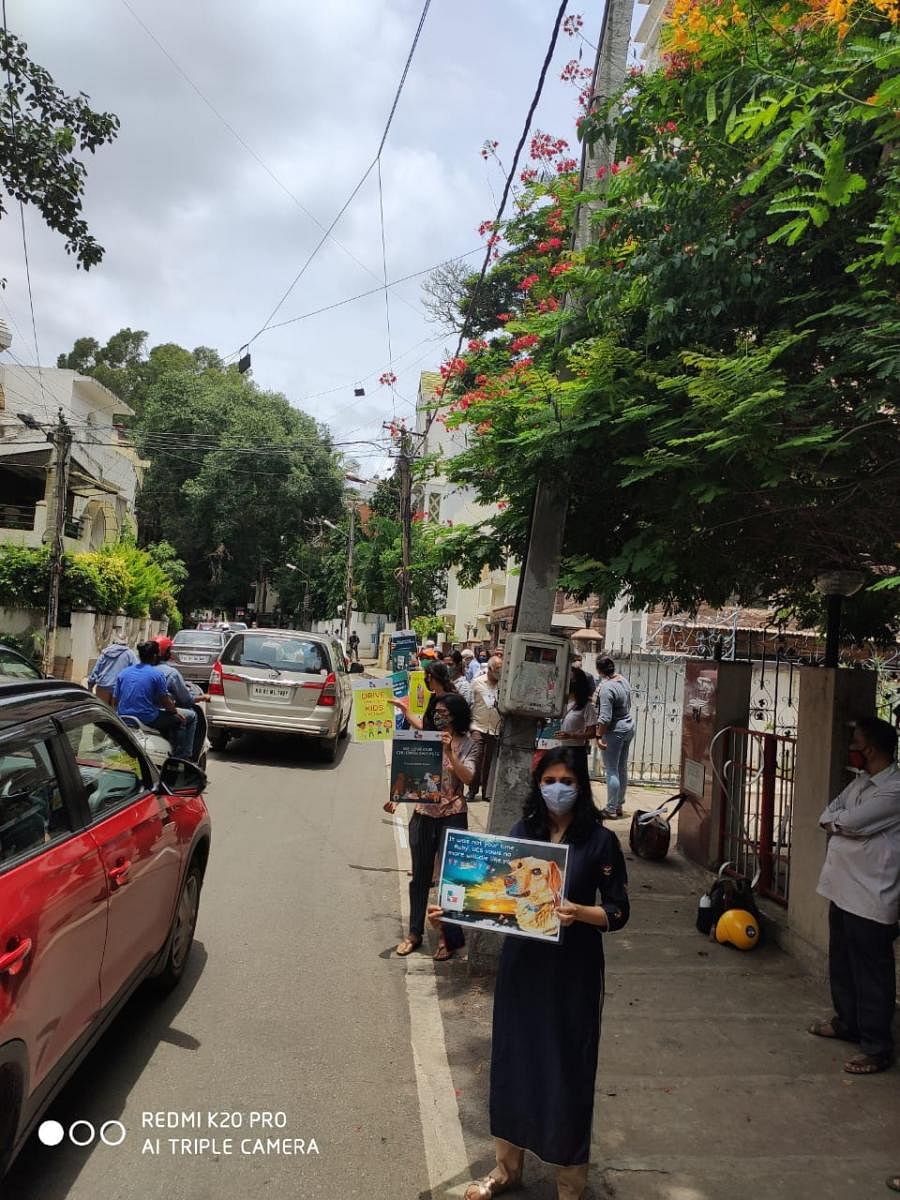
<box><xmin>434</xmin><ymin>746</ymin><xmax>629</xmax><ymax>1200</ymax></box>
<box><xmin>392</xmin><ymin>691</ymin><xmax>477</xmax><ymax>960</ymax></box>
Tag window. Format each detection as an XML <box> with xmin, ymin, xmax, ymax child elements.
<box><xmin>63</xmin><ymin>721</ymin><xmax>148</xmax><ymax>817</ymax></box>
<box><xmin>222</xmin><ymin>634</ymin><xmax>329</xmax><ymax>675</ymax></box>
<box><xmin>0</xmin><ymin>732</ymin><xmax>71</xmax><ymax>864</ymax></box>
<box><xmin>173</xmin><ymin>631</ymin><xmax>223</xmax><ymax>650</ymax></box>
<box><xmin>0</xmin><ymin>649</ymin><xmax>41</xmax><ymax>680</ymax></box>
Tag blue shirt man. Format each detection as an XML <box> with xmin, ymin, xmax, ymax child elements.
<box><xmin>113</xmin><ymin>642</ymin><xmax>184</xmax><ymax>749</ymax></box>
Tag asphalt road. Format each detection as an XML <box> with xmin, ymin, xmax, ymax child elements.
<box><xmin>5</xmin><ymin>733</ymin><xmax>428</xmax><ymax>1200</ymax></box>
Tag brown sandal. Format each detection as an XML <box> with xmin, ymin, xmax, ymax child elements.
<box><xmin>844</xmin><ymin>1053</ymin><xmax>892</xmax><ymax>1075</ymax></box>
<box><xmin>464</xmin><ymin>1174</ymin><xmax>522</xmax><ymax>1199</ymax></box>
<box><xmin>433</xmin><ymin>941</ymin><xmax>455</xmax><ymax>962</ymax></box>
<box><xmin>808</xmin><ymin>1019</ymin><xmax>856</xmax><ymax>1042</ymax></box>
<box><xmin>395</xmin><ymin>935</ymin><xmax>422</xmax><ymax>957</ymax></box>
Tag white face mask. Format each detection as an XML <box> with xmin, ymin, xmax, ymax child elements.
<box><xmin>540</xmin><ymin>781</ymin><xmax>578</xmax><ymax>815</ymax></box>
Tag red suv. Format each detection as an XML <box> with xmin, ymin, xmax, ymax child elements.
<box><xmin>0</xmin><ymin>680</ymin><xmax>211</xmax><ymax>1176</ymax></box>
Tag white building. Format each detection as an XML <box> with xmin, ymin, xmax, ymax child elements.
<box><xmin>635</xmin><ymin>0</ymin><xmax>668</xmax><ymax>70</ymax></box>
<box><xmin>0</xmin><ymin>365</ymin><xmax>142</xmax><ymax>551</ymax></box>
<box><xmin>415</xmin><ymin>371</ymin><xmax>516</xmax><ymax>643</ymax></box>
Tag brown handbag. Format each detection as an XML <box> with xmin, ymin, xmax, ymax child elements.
<box><xmin>628</xmin><ymin>793</ymin><xmax>688</xmax><ymax>861</ymax></box>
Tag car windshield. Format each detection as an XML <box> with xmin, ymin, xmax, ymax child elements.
<box><xmin>174</xmin><ymin>632</ymin><xmax>222</xmax><ymax>649</ymax></box>
<box><xmin>0</xmin><ymin>650</ymin><xmax>41</xmax><ymax>680</ymax></box>
<box><xmin>222</xmin><ymin>634</ymin><xmax>329</xmax><ymax>674</ymax></box>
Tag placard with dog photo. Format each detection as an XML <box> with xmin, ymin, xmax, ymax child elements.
<box><xmin>437</xmin><ymin>828</ymin><xmax>569</xmax><ymax>942</ymax></box>
<box><xmin>389</xmin><ymin>729</ymin><xmax>444</xmax><ymax>802</ymax></box>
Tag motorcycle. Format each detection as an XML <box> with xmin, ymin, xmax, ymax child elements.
<box><xmin>119</xmin><ymin>681</ymin><xmax>210</xmax><ymax>771</ymax></box>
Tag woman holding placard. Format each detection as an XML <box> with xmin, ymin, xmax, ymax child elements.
<box><xmin>391</xmin><ymin>691</ymin><xmax>478</xmax><ymax>960</ymax></box>
<box><xmin>431</xmin><ymin>745</ymin><xmax>629</xmax><ymax>1200</ymax></box>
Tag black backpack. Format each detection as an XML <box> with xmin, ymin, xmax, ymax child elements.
<box><xmin>697</xmin><ymin>863</ymin><xmax>762</xmax><ymax>936</ymax></box>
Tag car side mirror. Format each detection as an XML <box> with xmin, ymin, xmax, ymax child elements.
<box><xmin>349</xmin><ymin>661</ymin><xmax>365</xmax><ymax>674</ymax></box>
<box><xmin>157</xmin><ymin>757</ymin><xmax>207</xmax><ymax>796</ymax></box>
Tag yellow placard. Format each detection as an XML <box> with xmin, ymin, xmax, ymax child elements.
<box><xmin>408</xmin><ymin>671</ymin><xmax>428</xmax><ymax>719</ymax></box>
<box><xmin>352</xmin><ymin>686</ymin><xmax>395</xmax><ymax>742</ymax></box>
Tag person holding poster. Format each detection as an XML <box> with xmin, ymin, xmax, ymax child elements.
<box><xmin>390</xmin><ymin>660</ymin><xmax>457</xmax><ymax>732</ymax></box>
<box><xmin>432</xmin><ymin>746</ymin><xmax>629</xmax><ymax>1200</ymax></box>
<box><xmin>390</xmin><ymin>692</ymin><xmax>477</xmax><ymax>961</ymax></box>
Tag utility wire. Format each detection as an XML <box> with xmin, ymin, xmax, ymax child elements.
<box><xmin>235</xmin><ymin>0</ymin><xmax>433</xmax><ymax>354</ymax></box>
<box><xmin>117</xmin><ymin>0</ymin><xmax>423</xmax><ymax>321</ymax></box>
<box><xmin>377</xmin><ymin>158</ymin><xmax>396</xmax><ymax>419</ymax></box>
<box><xmin>423</xmin><ymin>0</ymin><xmax>572</xmax><ymax>435</ymax></box>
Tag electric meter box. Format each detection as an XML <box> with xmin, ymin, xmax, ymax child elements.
<box><xmin>498</xmin><ymin>632</ymin><xmax>570</xmax><ymax>719</ymax></box>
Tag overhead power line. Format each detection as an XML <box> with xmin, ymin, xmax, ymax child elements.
<box><xmin>233</xmin><ymin>0</ymin><xmax>433</xmax><ymax>355</ymax></box>
<box><xmin>117</xmin><ymin>0</ymin><xmax>421</xmax><ymax>320</ymax></box>
<box><xmin>424</xmin><ymin>0</ymin><xmax>572</xmax><ymax>435</ymax></box>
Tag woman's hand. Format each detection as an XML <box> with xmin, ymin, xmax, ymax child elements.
<box><xmin>441</xmin><ymin>730</ymin><xmax>453</xmax><ymax>750</ymax></box>
<box><xmin>557</xmin><ymin>900</ymin><xmax>580</xmax><ymax>927</ymax></box>
<box><xmin>383</xmin><ymin>800</ymin><xmax>398</xmax><ymax>814</ymax></box>
<box><xmin>390</xmin><ymin>697</ymin><xmax>408</xmax><ymax>710</ymax></box>
<box><xmin>596</xmin><ymin>737</ymin><xmax>608</xmax><ymax>750</ymax></box>
<box><xmin>426</xmin><ymin>904</ymin><xmax>444</xmax><ymax>928</ymax></box>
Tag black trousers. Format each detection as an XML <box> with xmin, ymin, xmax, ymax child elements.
<box><xmin>828</xmin><ymin>902</ymin><xmax>897</xmax><ymax>1058</ymax></box>
<box><xmin>408</xmin><ymin>810</ymin><xmax>468</xmax><ymax>947</ymax></box>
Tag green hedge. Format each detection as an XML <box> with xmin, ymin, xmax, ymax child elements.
<box><xmin>0</xmin><ymin>542</ymin><xmax>183</xmax><ymax>628</ymax></box>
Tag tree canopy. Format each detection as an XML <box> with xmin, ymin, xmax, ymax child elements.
<box><xmin>0</xmin><ymin>26</ymin><xmax>118</xmax><ymax>274</ymax></box>
<box><xmin>432</xmin><ymin>0</ymin><xmax>899</xmax><ymax>635</ymax></box>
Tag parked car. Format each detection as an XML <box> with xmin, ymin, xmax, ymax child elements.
<box><xmin>0</xmin><ymin>679</ymin><xmax>211</xmax><ymax>1177</ymax></box>
<box><xmin>168</xmin><ymin>629</ymin><xmax>226</xmax><ymax>686</ymax></box>
<box><xmin>0</xmin><ymin>646</ymin><xmax>41</xmax><ymax>681</ymax></box>
<box><xmin>207</xmin><ymin>630</ymin><xmax>351</xmax><ymax>760</ymax></box>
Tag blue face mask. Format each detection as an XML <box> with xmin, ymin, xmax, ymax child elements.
<box><xmin>540</xmin><ymin>781</ymin><xmax>578</xmax><ymax>815</ymax></box>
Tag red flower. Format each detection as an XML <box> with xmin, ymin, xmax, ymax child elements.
<box><xmin>480</xmin><ymin>139</ymin><xmax>499</xmax><ymax>160</ymax></box>
<box><xmin>510</xmin><ymin>333</ymin><xmax>539</xmax><ymax>352</ymax></box>
<box><xmin>477</xmin><ymin>219</ymin><xmax>495</xmax><ymax>237</ymax></box>
<box><xmin>537</xmin><ymin>237</ymin><xmax>563</xmax><ymax>253</ymax></box>
<box><xmin>595</xmin><ymin>166</ymin><xmax>606</xmax><ymax>179</ymax></box>
<box><xmin>563</xmin><ymin>14</ymin><xmax>584</xmax><ymax>36</ymax></box>
<box><xmin>519</xmin><ymin>274</ymin><xmax>540</xmax><ymax>292</ymax></box>
<box><xmin>379</xmin><ymin>370</ymin><xmax>397</xmax><ymax>387</ymax></box>
<box><xmin>467</xmin><ymin>338</ymin><xmax>488</xmax><ymax>353</ymax></box>
<box><xmin>497</xmin><ymin>312</ymin><xmax>512</xmax><ymax>323</ymax></box>
<box><xmin>549</xmin><ymin>262</ymin><xmax>572</xmax><ymax>276</ymax></box>
<box><xmin>519</xmin><ymin>167</ymin><xmax>538</xmax><ymax>184</ymax></box>
<box><xmin>538</xmin><ymin>297</ymin><xmax>560</xmax><ymax>313</ymax></box>
<box><xmin>411</xmin><ymin>511</ymin><xmax>427</xmax><ymax>523</ymax></box>
<box><xmin>439</xmin><ymin>356</ymin><xmax>467</xmax><ymax>380</ymax></box>
<box><xmin>556</xmin><ymin>157</ymin><xmax>579</xmax><ymax>174</ymax></box>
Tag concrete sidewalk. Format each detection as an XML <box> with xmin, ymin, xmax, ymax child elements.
<box><xmin>435</xmin><ymin>785</ymin><xmax>899</xmax><ymax>1200</ymax></box>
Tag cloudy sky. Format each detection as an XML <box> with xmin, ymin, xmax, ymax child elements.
<box><xmin>1</xmin><ymin>0</ymin><xmax>645</xmax><ymax>475</ymax></box>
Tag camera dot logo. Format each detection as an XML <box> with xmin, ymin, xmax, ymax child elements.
<box><xmin>38</xmin><ymin>1121</ymin><xmax>65</xmax><ymax>1147</ymax></box>
<box><xmin>38</xmin><ymin>1119</ymin><xmax>127</xmax><ymax>1148</ymax></box>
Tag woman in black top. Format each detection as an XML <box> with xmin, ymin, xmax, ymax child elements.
<box><xmin>432</xmin><ymin>746</ymin><xmax>629</xmax><ymax>1200</ymax></box>
<box><xmin>391</xmin><ymin>661</ymin><xmax>456</xmax><ymax>731</ymax></box>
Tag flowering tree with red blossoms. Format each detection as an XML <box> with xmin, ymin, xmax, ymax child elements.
<box><xmin>427</xmin><ymin>1</ymin><xmax>899</xmax><ymax>634</ymax></box>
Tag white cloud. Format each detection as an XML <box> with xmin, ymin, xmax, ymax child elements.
<box><xmin>1</xmin><ymin>0</ymin><xmax>590</xmax><ymax>471</ymax></box>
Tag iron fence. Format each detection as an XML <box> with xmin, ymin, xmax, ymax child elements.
<box><xmin>718</xmin><ymin>726</ymin><xmax>796</xmax><ymax>905</ymax></box>
<box><xmin>589</xmin><ymin>651</ymin><xmax>686</xmax><ymax>786</ymax></box>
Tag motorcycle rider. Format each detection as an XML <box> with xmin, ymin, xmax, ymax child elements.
<box><xmin>87</xmin><ymin>620</ymin><xmax>137</xmax><ymax>706</ymax></box>
<box><xmin>153</xmin><ymin>636</ymin><xmax>209</xmax><ymax>761</ymax></box>
<box><xmin>113</xmin><ymin>641</ymin><xmax>185</xmax><ymax>750</ymax></box>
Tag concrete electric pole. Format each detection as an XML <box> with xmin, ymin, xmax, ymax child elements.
<box><xmin>397</xmin><ymin>430</ymin><xmax>413</xmax><ymax>631</ymax></box>
<box><xmin>342</xmin><ymin>501</ymin><xmax>356</xmax><ymax>647</ymax></box>
<box><xmin>42</xmin><ymin>408</ymin><xmax>73</xmax><ymax>677</ymax></box>
<box><xmin>469</xmin><ymin>0</ymin><xmax>635</xmax><ymax>968</ymax></box>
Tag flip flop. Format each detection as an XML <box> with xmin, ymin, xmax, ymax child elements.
<box><xmin>886</xmin><ymin>1175</ymin><xmax>900</xmax><ymax>1192</ymax></box>
<box><xmin>464</xmin><ymin>1174</ymin><xmax>522</xmax><ymax>1199</ymax></box>
<box><xmin>395</xmin><ymin>935</ymin><xmax>422</xmax><ymax>957</ymax></box>
<box><xmin>433</xmin><ymin>942</ymin><xmax>455</xmax><ymax>962</ymax></box>
<box><xmin>808</xmin><ymin>1018</ymin><xmax>857</xmax><ymax>1042</ymax></box>
<box><xmin>843</xmin><ymin>1053</ymin><xmax>892</xmax><ymax>1075</ymax></box>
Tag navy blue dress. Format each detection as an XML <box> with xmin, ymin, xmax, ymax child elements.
<box><xmin>488</xmin><ymin>819</ymin><xmax>629</xmax><ymax>1166</ymax></box>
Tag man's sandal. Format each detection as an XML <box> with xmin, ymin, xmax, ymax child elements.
<box><xmin>464</xmin><ymin>1174</ymin><xmax>522</xmax><ymax>1199</ymax></box>
<box><xmin>885</xmin><ymin>1174</ymin><xmax>900</xmax><ymax>1192</ymax></box>
<box><xmin>395</xmin><ymin>935</ymin><xmax>422</xmax><ymax>957</ymax></box>
<box><xmin>844</xmin><ymin>1053</ymin><xmax>892</xmax><ymax>1075</ymax></box>
<box><xmin>808</xmin><ymin>1019</ymin><xmax>856</xmax><ymax>1042</ymax></box>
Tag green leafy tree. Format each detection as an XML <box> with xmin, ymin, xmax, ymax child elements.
<box><xmin>0</xmin><ymin>26</ymin><xmax>118</xmax><ymax>275</ymax></box>
<box><xmin>433</xmin><ymin>0</ymin><xmax>899</xmax><ymax>638</ymax></box>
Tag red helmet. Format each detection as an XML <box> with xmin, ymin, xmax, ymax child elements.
<box><xmin>154</xmin><ymin>635</ymin><xmax>173</xmax><ymax>657</ymax></box>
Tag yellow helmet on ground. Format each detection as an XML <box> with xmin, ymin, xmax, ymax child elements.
<box><xmin>715</xmin><ymin>909</ymin><xmax>761</xmax><ymax>950</ymax></box>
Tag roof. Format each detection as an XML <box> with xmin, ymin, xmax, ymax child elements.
<box><xmin>0</xmin><ymin>679</ymin><xmax>94</xmax><ymax>730</ymax></box>
<box><xmin>73</xmin><ymin>374</ymin><xmax>135</xmax><ymax>417</ymax></box>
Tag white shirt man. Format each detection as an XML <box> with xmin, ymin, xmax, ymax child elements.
<box><xmin>467</xmin><ymin>656</ymin><xmax>502</xmax><ymax>802</ymax></box>
<box><xmin>811</xmin><ymin>717</ymin><xmax>899</xmax><ymax>1073</ymax></box>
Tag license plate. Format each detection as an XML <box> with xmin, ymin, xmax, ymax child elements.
<box><xmin>251</xmin><ymin>684</ymin><xmax>291</xmax><ymax>702</ymax></box>
<box><xmin>179</xmin><ymin>654</ymin><xmax>208</xmax><ymax>663</ymax></box>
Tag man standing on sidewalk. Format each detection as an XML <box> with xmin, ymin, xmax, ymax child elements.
<box><xmin>468</xmin><ymin>655</ymin><xmax>502</xmax><ymax>803</ymax></box>
<box><xmin>810</xmin><ymin>716</ymin><xmax>899</xmax><ymax>1075</ymax></box>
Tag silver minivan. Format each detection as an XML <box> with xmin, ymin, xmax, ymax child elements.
<box><xmin>207</xmin><ymin>631</ymin><xmax>352</xmax><ymax>760</ymax></box>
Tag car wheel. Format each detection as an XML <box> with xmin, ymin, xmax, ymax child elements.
<box><xmin>209</xmin><ymin>729</ymin><xmax>229</xmax><ymax>753</ymax></box>
<box><xmin>338</xmin><ymin>716</ymin><xmax>350</xmax><ymax>740</ymax></box>
<box><xmin>153</xmin><ymin>861</ymin><xmax>203</xmax><ymax>993</ymax></box>
<box><xmin>320</xmin><ymin>734</ymin><xmax>338</xmax><ymax>762</ymax></box>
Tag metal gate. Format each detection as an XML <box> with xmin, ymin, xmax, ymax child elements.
<box><xmin>718</xmin><ymin>726</ymin><xmax>796</xmax><ymax>905</ymax></box>
<box><xmin>589</xmin><ymin>651</ymin><xmax>686</xmax><ymax>787</ymax></box>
